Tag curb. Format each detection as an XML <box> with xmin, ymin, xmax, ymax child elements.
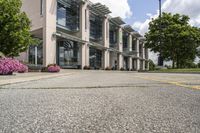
<box><xmin>0</xmin><ymin>73</ymin><xmax>73</xmax><ymax>86</ymax></box>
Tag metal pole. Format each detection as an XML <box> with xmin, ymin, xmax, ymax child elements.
<box><xmin>158</xmin><ymin>0</ymin><xmax>163</xmax><ymax>66</ymax></box>
<box><xmin>159</xmin><ymin>0</ymin><xmax>161</xmax><ymax>17</ymax></box>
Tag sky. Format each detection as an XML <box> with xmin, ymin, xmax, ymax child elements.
<box><xmin>90</xmin><ymin>0</ymin><xmax>200</xmax><ymax>64</ymax></box>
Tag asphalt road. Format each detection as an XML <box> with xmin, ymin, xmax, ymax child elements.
<box><xmin>0</xmin><ymin>71</ymin><xmax>200</xmax><ymax>132</ymax></box>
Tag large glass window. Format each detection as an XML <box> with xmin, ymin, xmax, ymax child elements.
<box><xmin>89</xmin><ymin>13</ymin><xmax>103</xmax><ymax>41</ymax></box>
<box><xmin>109</xmin><ymin>24</ymin><xmax>118</xmax><ymax>47</ymax></box>
<box><xmin>139</xmin><ymin>44</ymin><xmax>143</xmax><ymax>57</ymax></box>
<box><xmin>89</xmin><ymin>47</ymin><xmax>102</xmax><ymax>69</ymax></box>
<box><xmin>132</xmin><ymin>38</ymin><xmax>136</xmax><ymax>51</ymax></box>
<box><xmin>57</xmin><ymin>40</ymin><xmax>80</xmax><ymax>68</ymax></box>
<box><xmin>57</xmin><ymin>1</ymin><xmax>80</xmax><ymax>31</ymax></box>
<box><xmin>124</xmin><ymin>57</ymin><xmax>129</xmax><ymax>70</ymax></box>
<box><xmin>123</xmin><ymin>32</ymin><xmax>128</xmax><ymax>49</ymax></box>
<box><xmin>29</xmin><ymin>44</ymin><xmax>43</xmax><ymax>65</ymax></box>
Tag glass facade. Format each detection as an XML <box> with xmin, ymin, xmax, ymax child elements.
<box><xmin>57</xmin><ymin>0</ymin><xmax>80</xmax><ymax>31</ymax></box>
<box><xmin>123</xmin><ymin>32</ymin><xmax>128</xmax><ymax>50</ymax></box>
<box><xmin>132</xmin><ymin>39</ymin><xmax>136</xmax><ymax>51</ymax></box>
<box><xmin>109</xmin><ymin>24</ymin><xmax>118</xmax><ymax>48</ymax></box>
<box><xmin>89</xmin><ymin>13</ymin><xmax>103</xmax><ymax>41</ymax></box>
<box><xmin>123</xmin><ymin>57</ymin><xmax>129</xmax><ymax>70</ymax></box>
<box><xmin>29</xmin><ymin>44</ymin><xmax>43</xmax><ymax>65</ymax></box>
<box><xmin>89</xmin><ymin>47</ymin><xmax>103</xmax><ymax>69</ymax></box>
<box><xmin>57</xmin><ymin>40</ymin><xmax>80</xmax><ymax>68</ymax></box>
<box><xmin>139</xmin><ymin>44</ymin><xmax>143</xmax><ymax>57</ymax></box>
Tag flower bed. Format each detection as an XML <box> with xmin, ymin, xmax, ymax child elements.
<box><xmin>47</xmin><ymin>64</ymin><xmax>60</xmax><ymax>73</ymax></box>
<box><xmin>0</xmin><ymin>58</ymin><xmax>28</xmax><ymax>75</ymax></box>
<box><xmin>18</xmin><ymin>63</ymin><xmax>28</xmax><ymax>73</ymax></box>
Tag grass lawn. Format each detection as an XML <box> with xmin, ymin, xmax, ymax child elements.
<box><xmin>151</xmin><ymin>68</ymin><xmax>200</xmax><ymax>73</ymax></box>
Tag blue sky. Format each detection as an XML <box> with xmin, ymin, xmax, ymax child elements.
<box><xmin>125</xmin><ymin>0</ymin><xmax>159</xmax><ymax>25</ymax></box>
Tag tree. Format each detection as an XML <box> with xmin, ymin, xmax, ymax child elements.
<box><xmin>0</xmin><ymin>0</ymin><xmax>34</xmax><ymax>57</ymax></box>
<box><xmin>145</xmin><ymin>13</ymin><xmax>200</xmax><ymax>68</ymax></box>
<box><xmin>149</xmin><ymin>59</ymin><xmax>156</xmax><ymax>71</ymax></box>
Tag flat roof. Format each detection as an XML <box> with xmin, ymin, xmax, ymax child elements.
<box><xmin>132</xmin><ymin>31</ymin><xmax>143</xmax><ymax>38</ymax></box>
<box><xmin>89</xmin><ymin>2</ymin><xmax>111</xmax><ymax>15</ymax></box>
<box><xmin>123</xmin><ymin>25</ymin><xmax>135</xmax><ymax>32</ymax></box>
<box><xmin>110</xmin><ymin>17</ymin><xmax>125</xmax><ymax>26</ymax></box>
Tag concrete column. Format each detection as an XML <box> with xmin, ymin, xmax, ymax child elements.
<box><xmin>128</xmin><ymin>57</ymin><xmax>133</xmax><ymax>70</ymax></box>
<box><xmin>142</xmin><ymin>43</ymin><xmax>145</xmax><ymax>59</ymax></box>
<box><xmin>80</xmin><ymin>2</ymin><xmax>89</xmax><ymax>41</ymax></box>
<box><xmin>118</xmin><ymin>27</ymin><xmax>123</xmax><ymax>52</ymax></box>
<box><xmin>80</xmin><ymin>3</ymin><xmax>90</xmax><ymax>69</ymax></box>
<box><xmin>81</xmin><ymin>43</ymin><xmax>89</xmax><ymax>69</ymax></box>
<box><xmin>136</xmin><ymin>59</ymin><xmax>140</xmax><ymax>71</ymax></box>
<box><xmin>135</xmin><ymin>39</ymin><xmax>140</xmax><ymax>70</ymax></box>
<box><xmin>103</xmin><ymin>50</ymin><xmax>110</xmax><ymax>69</ymax></box>
<box><xmin>136</xmin><ymin>39</ymin><xmax>140</xmax><ymax>57</ymax></box>
<box><xmin>118</xmin><ymin>54</ymin><xmax>123</xmax><ymax>69</ymax></box>
<box><xmin>128</xmin><ymin>34</ymin><xmax>132</xmax><ymax>52</ymax></box>
<box><xmin>142</xmin><ymin>60</ymin><xmax>145</xmax><ymax>70</ymax></box>
<box><xmin>85</xmin><ymin>44</ymin><xmax>89</xmax><ymax>67</ymax></box>
<box><xmin>103</xmin><ymin>17</ymin><xmax>109</xmax><ymax>48</ymax></box>
<box><xmin>43</xmin><ymin>0</ymin><xmax>57</xmax><ymax>66</ymax></box>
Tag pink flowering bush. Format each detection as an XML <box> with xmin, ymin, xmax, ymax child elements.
<box><xmin>47</xmin><ymin>64</ymin><xmax>60</xmax><ymax>73</ymax></box>
<box><xmin>0</xmin><ymin>58</ymin><xmax>28</xmax><ymax>75</ymax></box>
<box><xmin>18</xmin><ymin>63</ymin><xmax>28</xmax><ymax>73</ymax></box>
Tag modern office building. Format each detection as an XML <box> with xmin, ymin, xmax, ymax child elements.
<box><xmin>19</xmin><ymin>0</ymin><xmax>149</xmax><ymax>70</ymax></box>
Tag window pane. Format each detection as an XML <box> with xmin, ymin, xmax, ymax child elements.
<box><xmin>29</xmin><ymin>45</ymin><xmax>36</xmax><ymax>65</ymax></box>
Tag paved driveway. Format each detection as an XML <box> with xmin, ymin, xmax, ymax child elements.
<box><xmin>0</xmin><ymin>71</ymin><xmax>200</xmax><ymax>132</ymax></box>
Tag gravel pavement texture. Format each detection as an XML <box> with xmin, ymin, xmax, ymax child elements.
<box><xmin>0</xmin><ymin>71</ymin><xmax>200</xmax><ymax>133</ymax></box>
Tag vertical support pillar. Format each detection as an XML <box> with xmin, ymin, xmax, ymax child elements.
<box><xmin>80</xmin><ymin>2</ymin><xmax>89</xmax><ymax>69</ymax></box>
<box><xmin>103</xmin><ymin>50</ymin><xmax>110</xmax><ymax>69</ymax></box>
<box><xmin>81</xmin><ymin>43</ymin><xmax>89</xmax><ymax>69</ymax></box>
<box><xmin>128</xmin><ymin>34</ymin><xmax>132</xmax><ymax>52</ymax></box>
<box><xmin>118</xmin><ymin>27</ymin><xmax>123</xmax><ymax>52</ymax></box>
<box><xmin>142</xmin><ymin>42</ymin><xmax>145</xmax><ymax>59</ymax></box>
<box><xmin>103</xmin><ymin>17</ymin><xmax>109</xmax><ymax>48</ymax></box>
<box><xmin>80</xmin><ymin>2</ymin><xmax>89</xmax><ymax>41</ymax></box>
<box><xmin>118</xmin><ymin>54</ymin><xmax>123</xmax><ymax>69</ymax></box>
<box><xmin>102</xmin><ymin>16</ymin><xmax>110</xmax><ymax>69</ymax></box>
<box><xmin>128</xmin><ymin>57</ymin><xmax>132</xmax><ymax>70</ymax></box>
<box><xmin>136</xmin><ymin>39</ymin><xmax>140</xmax><ymax>70</ymax></box>
<box><xmin>142</xmin><ymin>60</ymin><xmax>145</xmax><ymax>70</ymax></box>
<box><xmin>43</xmin><ymin>0</ymin><xmax>57</xmax><ymax>66</ymax></box>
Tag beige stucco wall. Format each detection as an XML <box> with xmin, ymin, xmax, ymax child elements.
<box><xmin>43</xmin><ymin>0</ymin><xmax>57</xmax><ymax>66</ymax></box>
<box><xmin>21</xmin><ymin>0</ymin><xmax>44</xmax><ymax>31</ymax></box>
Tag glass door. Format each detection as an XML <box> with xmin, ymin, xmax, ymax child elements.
<box><xmin>89</xmin><ymin>47</ymin><xmax>102</xmax><ymax>69</ymax></box>
<box><xmin>58</xmin><ymin>40</ymin><xmax>80</xmax><ymax>68</ymax></box>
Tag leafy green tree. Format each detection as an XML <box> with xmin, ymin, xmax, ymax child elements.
<box><xmin>145</xmin><ymin>13</ymin><xmax>200</xmax><ymax>68</ymax></box>
<box><xmin>0</xmin><ymin>0</ymin><xmax>34</xmax><ymax>57</ymax></box>
<box><xmin>149</xmin><ymin>59</ymin><xmax>156</xmax><ymax>71</ymax></box>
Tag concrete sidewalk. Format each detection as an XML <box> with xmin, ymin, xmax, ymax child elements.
<box><xmin>0</xmin><ymin>70</ymin><xmax>74</xmax><ymax>86</ymax></box>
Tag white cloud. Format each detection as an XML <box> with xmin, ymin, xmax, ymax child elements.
<box><xmin>132</xmin><ymin>21</ymin><xmax>142</xmax><ymax>29</ymax></box>
<box><xmin>132</xmin><ymin>0</ymin><xmax>200</xmax><ymax>64</ymax></box>
<box><xmin>90</xmin><ymin>0</ymin><xmax>132</xmax><ymax>19</ymax></box>
<box><xmin>133</xmin><ymin>0</ymin><xmax>200</xmax><ymax>36</ymax></box>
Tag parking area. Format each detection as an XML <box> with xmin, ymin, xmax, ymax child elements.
<box><xmin>0</xmin><ymin>71</ymin><xmax>200</xmax><ymax>132</ymax></box>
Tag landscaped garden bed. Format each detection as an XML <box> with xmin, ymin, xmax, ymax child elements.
<box><xmin>0</xmin><ymin>57</ymin><xmax>28</xmax><ymax>75</ymax></box>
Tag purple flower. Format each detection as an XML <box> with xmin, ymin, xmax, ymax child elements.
<box><xmin>0</xmin><ymin>57</ymin><xmax>28</xmax><ymax>75</ymax></box>
<box><xmin>48</xmin><ymin>65</ymin><xmax>60</xmax><ymax>73</ymax></box>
